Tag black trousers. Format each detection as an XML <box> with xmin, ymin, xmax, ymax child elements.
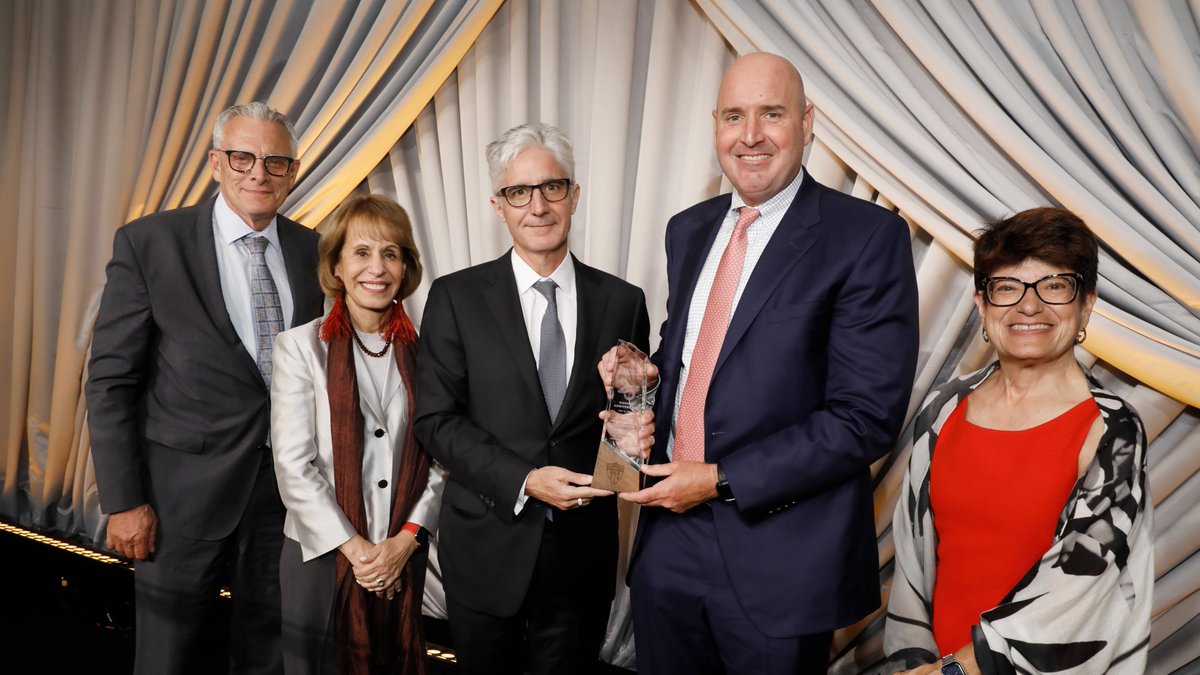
<box><xmin>447</xmin><ymin>526</ymin><xmax>610</xmax><ymax>675</ymax></box>
<box><xmin>132</xmin><ymin>451</ymin><xmax>284</xmax><ymax>675</ymax></box>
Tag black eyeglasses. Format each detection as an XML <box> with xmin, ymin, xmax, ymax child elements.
<box><xmin>220</xmin><ymin>149</ymin><xmax>295</xmax><ymax>177</ymax></box>
<box><xmin>495</xmin><ymin>178</ymin><xmax>572</xmax><ymax>208</ymax></box>
<box><xmin>983</xmin><ymin>273</ymin><xmax>1083</xmax><ymax>306</ymax></box>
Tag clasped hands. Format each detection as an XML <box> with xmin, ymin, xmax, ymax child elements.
<box><xmin>339</xmin><ymin>531</ymin><xmax>420</xmax><ymax>601</ymax></box>
<box><xmin>596</xmin><ymin>347</ymin><xmax>718</xmax><ymax>513</ymax></box>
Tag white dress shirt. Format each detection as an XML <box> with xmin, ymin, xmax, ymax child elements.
<box><xmin>212</xmin><ymin>193</ymin><xmax>295</xmax><ymax>361</ymax></box>
<box><xmin>667</xmin><ymin>170</ymin><xmax>805</xmax><ymax>458</ymax></box>
<box><xmin>511</xmin><ymin>250</ymin><xmax>578</xmax><ymax>513</ymax></box>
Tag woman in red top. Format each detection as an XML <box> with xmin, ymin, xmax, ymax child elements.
<box><xmin>885</xmin><ymin>208</ymin><xmax>1153</xmax><ymax>675</ymax></box>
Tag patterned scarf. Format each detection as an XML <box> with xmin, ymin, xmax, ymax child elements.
<box><xmin>323</xmin><ymin>295</ymin><xmax>428</xmax><ymax>675</ymax></box>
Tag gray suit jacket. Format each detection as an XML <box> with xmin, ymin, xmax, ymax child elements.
<box><xmin>86</xmin><ymin>197</ymin><xmax>324</xmax><ymax>540</ymax></box>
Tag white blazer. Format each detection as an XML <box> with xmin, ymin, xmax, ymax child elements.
<box><xmin>270</xmin><ymin>316</ymin><xmax>445</xmax><ymax>562</ymax></box>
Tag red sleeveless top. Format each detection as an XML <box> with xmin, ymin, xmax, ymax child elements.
<box><xmin>930</xmin><ymin>396</ymin><xmax>1098</xmax><ymax>654</ymax></box>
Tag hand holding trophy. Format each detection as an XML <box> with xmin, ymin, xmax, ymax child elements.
<box><xmin>593</xmin><ymin>340</ymin><xmax>659</xmax><ymax>492</ymax></box>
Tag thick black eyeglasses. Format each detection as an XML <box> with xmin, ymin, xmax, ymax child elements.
<box><xmin>495</xmin><ymin>178</ymin><xmax>572</xmax><ymax>208</ymax></box>
<box><xmin>220</xmin><ymin>149</ymin><xmax>295</xmax><ymax>177</ymax></box>
<box><xmin>983</xmin><ymin>273</ymin><xmax>1083</xmax><ymax>306</ymax></box>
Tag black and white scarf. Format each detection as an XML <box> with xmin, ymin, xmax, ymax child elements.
<box><xmin>883</xmin><ymin>361</ymin><xmax>1153</xmax><ymax>674</ymax></box>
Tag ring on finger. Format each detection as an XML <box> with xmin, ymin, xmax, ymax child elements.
<box><xmin>576</xmin><ymin>497</ymin><xmax>583</xmax><ymax>507</ymax></box>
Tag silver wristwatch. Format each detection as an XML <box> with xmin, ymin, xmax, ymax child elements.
<box><xmin>940</xmin><ymin>654</ymin><xmax>966</xmax><ymax>675</ymax></box>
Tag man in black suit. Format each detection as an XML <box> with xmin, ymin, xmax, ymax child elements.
<box><xmin>415</xmin><ymin>122</ymin><xmax>650</xmax><ymax>675</ymax></box>
<box><xmin>86</xmin><ymin>102</ymin><xmax>324</xmax><ymax>675</ymax></box>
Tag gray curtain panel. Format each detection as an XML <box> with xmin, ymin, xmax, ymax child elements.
<box><xmin>1</xmin><ymin>0</ymin><xmax>1196</xmax><ymax>672</ymax></box>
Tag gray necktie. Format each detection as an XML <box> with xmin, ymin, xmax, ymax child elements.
<box><xmin>533</xmin><ymin>279</ymin><xmax>566</xmax><ymax>424</ymax></box>
<box><xmin>243</xmin><ymin>235</ymin><xmax>284</xmax><ymax>387</ymax></box>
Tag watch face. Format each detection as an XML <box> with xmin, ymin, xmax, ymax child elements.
<box><xmin>941</xmin><ymin>663</ymin><xmax>966</xmax><ymax>675</ymax></box>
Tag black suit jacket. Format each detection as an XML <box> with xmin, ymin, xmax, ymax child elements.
<box><xmin>414</xmin><ymin>252</ymin><xmax>649</xmax><ymax>617</ymax></box>
<box><xmin>86</xmin><ymin>198</ymin><xmax>323</xmax><ymax>540</ymax></box>
<box><xmin>636</xmin><ymin>173</ymin><xmax>920</xmax><ymax>636</ymax></box>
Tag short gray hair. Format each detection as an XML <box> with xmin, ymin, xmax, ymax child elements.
<box><xmin>212</xmin><ymin>102</ymin><xmax>298</xmax><ymax>156</ymax></box>
<box><xmin>485</xmin><ymin>123</ymin><xmax>575</xmax><ymax>192</ymax></box>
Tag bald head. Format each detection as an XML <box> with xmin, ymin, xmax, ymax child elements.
<box><xmin>713</xmin><ymin>52</ymin><xmax>814</xmax><ymax>205</ymax></box>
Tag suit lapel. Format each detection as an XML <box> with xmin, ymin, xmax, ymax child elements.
<box><xmin>714</xmin><ymin>174</ymin><xmax>822</xmax><ymax>377</ymax></box>
<box><xmin>189</xmin><ymin>199</ymin><xmax>261</xmax><ymax>386</ymax></box>
<box><xmin>482</xmin><ymin>254</ymin><xmax>548</xmax><ymax>414</ymax></box>
<box><xmin>555</xmin><ymin>257</ymin><xmax>608</xmax><ymax>431</ymax></box>
<box><xmin>278</xmin><ymin>216</ymin><xmax>320</xmax><ymax>328</ymax></box>
<box><xmin>355</xmin><ymin>352</ymin><xmax>388</xmax><ymax>427</ymax></box>
<box><xmin>665</xmin><ymin>197</ymin><xmax>729</xmax><ymax>362</ymax></box>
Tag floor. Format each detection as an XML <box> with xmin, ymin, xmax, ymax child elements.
<box><xmin>0</xmin><ymin>523</ymin><xmax>628</xmax><ymax>674</ymax></box>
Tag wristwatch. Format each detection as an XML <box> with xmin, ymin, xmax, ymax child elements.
<box><xmin>941</xmin><ymin>654</ymin><xmax>966</xmax><ymax>675</ymax></box>
<box><xmin>715</xmin><ymin>465</ymin><xmax>735</xmax><ymax>502</ymax></box>
<box><xmin>413</xmin><ymin>526</ymin><xmax>430</xmax><ymax>547</ymax></box>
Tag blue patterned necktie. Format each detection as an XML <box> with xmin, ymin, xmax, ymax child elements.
<box><xmin>243</xmin><ymin>235</ymin><xmax>284</xmax><ymax>387</ymax></box>
<box><xmin>533</xmin><ymin>279</ymin><xmax>566</xmax><ymax>424</ymax></box>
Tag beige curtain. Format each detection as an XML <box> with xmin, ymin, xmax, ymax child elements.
<box><xmin>0</xmin><ymin>0</ymin><xmax>502</xmax><ymax>536</ymax></box>
<box><xmin>358</xmin><ymin>0</ymin><xmax>730</xmax><ymax>661</ymax></box>
<box><xmin>2</xmin><ymin>0</ymin><xmax>1196</xmax><ymax>671</ymax></box>
<box><xmin>692</xmin><ymin>1</ymin><xmax>1200</xmax><ymax>671</ymax></box>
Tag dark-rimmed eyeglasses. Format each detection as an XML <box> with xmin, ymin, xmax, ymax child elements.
<box><xmin>219</xmin><ymin>149</ymin><xmax>295</xmax><ymax>177</ymax></box>
<box><xmin>495</xmin><ymin>178</ymin><xmax>572</xmax><ymax>208</ymax></box>
<box><xmin>983</xmin><ymin>273</ymin><xmax>1083</xmax><ymax>306</ymax></box>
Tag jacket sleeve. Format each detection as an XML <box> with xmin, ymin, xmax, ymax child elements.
<box><xmin>85</xmin><ymin>228</ymin><xmax>154</xmax><ymax>514</ymax></box>
<box><xmin>413</xmin><ymin>278</ymin><xmax>538</xmax><ymax>517</ymax></box>
<box><xmin>270</xmin><ymin>328</ymin><xmax>356</xmax><ymax>560</ymax></box>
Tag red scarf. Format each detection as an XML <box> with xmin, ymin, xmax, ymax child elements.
<box><xmin>323</xmin><ymin>295</ymin><xmax>428</xmax><ymax>675</ymax></box>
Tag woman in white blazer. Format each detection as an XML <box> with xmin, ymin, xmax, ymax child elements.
<box><xmin>271</xmin><ymin>194</ymin><xmax>445</xmax><ymax>675</ymax></box>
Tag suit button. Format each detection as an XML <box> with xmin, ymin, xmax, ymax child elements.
<box><xmin>374</xmin><ymin>429</ymin><xmax>385</xmax><ymax>438</ymax></box>
<box><xmin>377</xmin><ymin>479</ymin><xmax>388</xmax><ymax>488</ymax></box>
<box><xmin>550</xmin><ymin>440</ymin><xmax>559</xmax><ymax>447</ymax></box>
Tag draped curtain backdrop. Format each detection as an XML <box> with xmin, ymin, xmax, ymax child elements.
<box><xmin>1</xmin><ymin>1</ymin><xmax>1196</xmax><ymax>672</ymax></box>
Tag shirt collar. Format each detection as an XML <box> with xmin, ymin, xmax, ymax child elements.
<box><xmin>213</xmin><ymin>193</ymin><xmax>281</xmax><ymax>249</ymax></box>
<box><xmin>510</xmin><ymin>250</ymin><xmax>577</xmax><ymax>299</ymax></box>
<box><xmin>730</xmin><ymin>168</ymin><xmax>805</xmax><ymax>214</ymax></box>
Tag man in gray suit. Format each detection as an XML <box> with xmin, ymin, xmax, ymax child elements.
<box><xmin>86</xmin><ymin>102</ymin><xmax>324</xmax><ymax>675</ymax></box>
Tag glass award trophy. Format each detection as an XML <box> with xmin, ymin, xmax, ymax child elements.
<box><xmin>592</xmin><ymin>340</ymin><xmax>658</xmax><ymax>492</ymax></box>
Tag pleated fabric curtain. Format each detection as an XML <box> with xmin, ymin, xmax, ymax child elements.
<box><xmin>356</xmin><ymin>1</ymin><xmax>730</xmax><ymax>663</ymax></box>
<box><xmin>692</xmin><ymin>1</ymin><xmax>1200</xmax><ymax>671</ymax></box>
<box><xmin>0</xmin><ymin>0</ymin><xmax>501</xmax><ymax>539</ymax></box>
<box><xmin>1</xmin><ymin>0</ymin><xmax>1197</xmax><ymax>671</ymax></box>
<box><xmin>359</xmin><ymin>0</ymin><xmax>1200</xmax><ymax>671</ymax></box>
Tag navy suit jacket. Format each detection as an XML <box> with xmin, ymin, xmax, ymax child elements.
<box><xmin>415</xmin><ymin>252</ymin><xmax>650</xmax><ymax>617</ymax></box>
<box><xmin>635</xmin><ymin>173</ymin><xmax>919</xmax><ymax>636</ymax></box>
<box><xmin>86</xmin><ymin>198</ymin><xmax>324</xmax><ymax>540</ymax></box>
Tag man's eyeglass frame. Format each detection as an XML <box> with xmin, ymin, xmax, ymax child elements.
<box><xmin>495</xmin><ymin>178</ymin><xmax>573</xmax><ymax>208</ymax></box>
<box><xmin>219</xmin><ymin>149</ymin><xmax>295</xmax><ymax>177</ymax></box>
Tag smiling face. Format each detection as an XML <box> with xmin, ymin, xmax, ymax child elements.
<box><xmin>975</xmin><ymin>258</ymin><xmax>1096</xmax><ymax>367</ymax></box>
<box><xmin>713</xmin><ymin>53</ymin><xmax>814</xmax><ymax>206</ymax></box>
<box><xmin>490</xmin><ymin>145</ymin><xmax>579</xmax><ymax>276</ymax></box>
<box><xmin>208</xmin><ymin>116</ymin><xmax>298</xmax><ymax>231</ymax></box>
<box><xmin>334</xmin><ymin>221</ymin><xmax>405</xmax><ymax>332</ymax></box>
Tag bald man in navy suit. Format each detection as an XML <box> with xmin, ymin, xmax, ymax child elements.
<box><xmin>618</xmin><ymin>53</ymin><xmax>919</xmax><ymax>674</ymax></box>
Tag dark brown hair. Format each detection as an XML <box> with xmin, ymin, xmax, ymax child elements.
<box><xmin>973</xmin><ymin>207</ymin><xmax>1098</xmax><ymax>301</ymax></box>
<box><xmin>316</xmin><ymin>194</ymin><xmax>422</xmax><ymax>300</ymax></box>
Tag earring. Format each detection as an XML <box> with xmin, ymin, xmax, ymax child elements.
<box><xmin>981</xmin><ymin>328</ymin><xmax>989</xmax><ymax>343</ymax></box>
<box><xmin>1075</xmin><ymin>328</ymin><xmax>1087</xmax><ymax>345</ymax></box>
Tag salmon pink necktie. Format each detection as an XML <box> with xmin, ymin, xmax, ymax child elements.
<box><xmin>673</xmin><ymin>206</ymin><xmax>760</xmax><ymax>462</ymax></box>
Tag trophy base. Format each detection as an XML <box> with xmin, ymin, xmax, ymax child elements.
<box><xmin>592</xmin><ymin>440</ymin><xmax>641</xmax><ymax>493</ymax></box>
